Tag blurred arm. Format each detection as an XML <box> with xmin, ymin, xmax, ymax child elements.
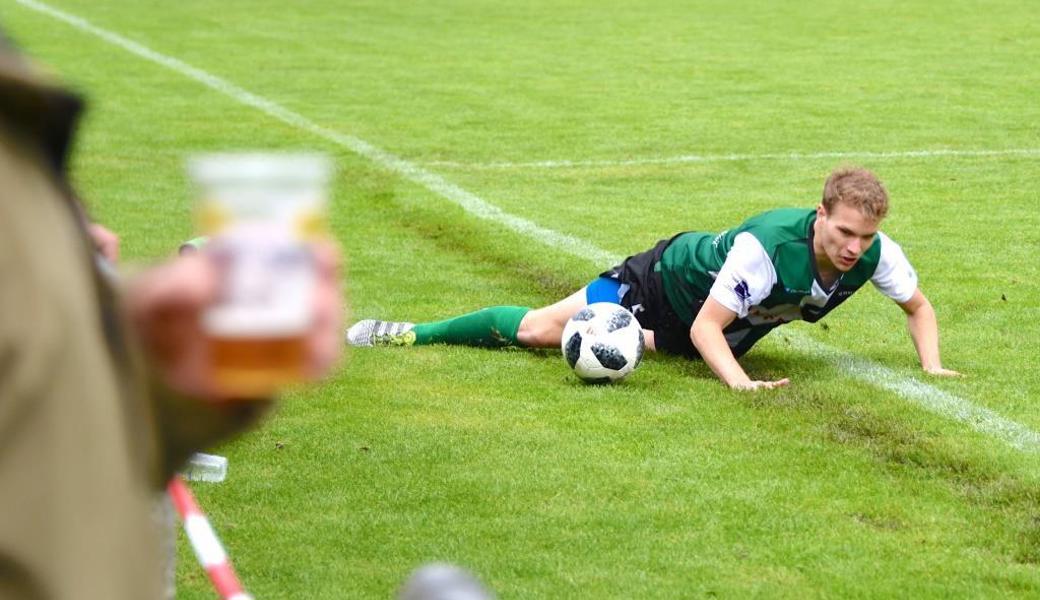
<box><xmin>87</xmin><ymin>222</ymin><xmax>120</xmax><ymax>263</ymax></box>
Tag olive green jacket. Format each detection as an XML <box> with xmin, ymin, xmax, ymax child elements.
<box><xmin>0</xmin><ymin>43</ymin><xmax>262</xmax><ymax>599</ymax></box>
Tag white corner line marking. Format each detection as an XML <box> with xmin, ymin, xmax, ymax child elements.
<box><xmin>425</xmin><ymin>148</ymin><xmax>1040</xmax><ymax>170</ymax></box>
<box><xmin>17</xmin><ymin>0</ymin><xmax>1039</xmax><ymax>452</ymax></box>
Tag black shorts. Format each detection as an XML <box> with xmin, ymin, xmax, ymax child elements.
<box><xmin>600</xmin><ymin>235</ymin><xmax>705</xmax><ymax>359</ymax></box>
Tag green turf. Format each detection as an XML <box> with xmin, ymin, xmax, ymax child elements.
<box><xmin>4</xmin><ymin>0</ymin><xmax>1040</xmax><ymax>597</ymax></box>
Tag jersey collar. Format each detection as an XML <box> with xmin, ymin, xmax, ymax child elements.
<box><xmin>806</xmin><ymin>214</ymin><xmax>842</xmax><ymax>293</ymax></box>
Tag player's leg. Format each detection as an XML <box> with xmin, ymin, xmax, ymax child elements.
<box><xmin>518</xmin><ymin>277</ymin><xmax>660</xmax><ymax>350</ymax></box>
<box><xmin>413</xmin><ymin>305</ymin><xmax>533</xmax><ymax>347</ymax></box>
<box><xmin>346</xmin><ymin>278</ymin><xmax>642</xmax><ymax>349</ymax></box>
<box><xmin>346</xmin><ymin>304</ymin><xmax>533</xmax><ymax>348</ymax></box>
<box><xmin>514</xmin><ymin>288</ymin><xmax>587</xmax><ymax>348</ymax></box>
<box><xmin>347</xmin><ymin>287</ymin><xmax>590</xmax><ymax>349</ymax></box>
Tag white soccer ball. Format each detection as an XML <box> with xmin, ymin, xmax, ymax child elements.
<box><xmin>561</xmin><ymin>302</ymin><xmax>645</xmax><ymax>383</ymax></box>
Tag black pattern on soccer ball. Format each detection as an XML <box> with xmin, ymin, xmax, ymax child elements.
<box><xmin>591</xmin><ymin>342</ymin><xmax>628</xmax><ymax>371</ymax></box>
<box><xmin>572</xmin><ymin>307</ymin><xmax>595</xmax><ymax>322</ymax></box>
<box><xmin>634</xmin><ymin>329</ymin><xmax>645</xmax><ymax>367</ymax></box>
<box><xmin>564</xmin><ymin>332</ymin><xmax>582</xmax><ymax>368</ymax></box>
<box><xmin>606</xmin><ymin>308</ymin><xmax>632</xmax><ymax>332</ymax></box>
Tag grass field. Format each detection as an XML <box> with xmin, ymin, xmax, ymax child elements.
<box><xmin>5</xmin><ymin>0</ymin><xmax>1040</xmax><ymax>597</ymax></box>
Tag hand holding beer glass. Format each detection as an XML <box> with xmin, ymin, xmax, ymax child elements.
<box><xmin>187</xmin><ymin>153</ymin><xmax>341</xmax><ymax>398</ymax></box>
<box><xmin>127</xmin><ymin>153</ymin><xmax>342</xmax><ymax>402</ymax></box>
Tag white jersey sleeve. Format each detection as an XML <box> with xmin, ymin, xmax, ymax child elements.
<box><xmin>871</xmin><ymin>232</ymin><xmax>918</xmax><ymax>303</ymax></box>
<box><xmin>709</xmin><ymin>232</ymin><xmax>777</xmax><ymax>318</ymax></box>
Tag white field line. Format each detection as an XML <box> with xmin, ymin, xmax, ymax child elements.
<box><xmin>787</xmin><ymin>332</ymin><xmax>1040</xmax><ymax>452</ymax></box>
<box><xmin>18</xmin><ymin>0</ymin><xmax>1040</xmax><ymax>453</ymax></box>
<box><xmin>426</xmin><ymin>148</ymin><xmax>1040</xmax><ymax>170</ymax></box>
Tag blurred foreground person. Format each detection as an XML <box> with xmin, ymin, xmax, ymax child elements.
<box><xmin>0</xmin><ymin>37</ymin><xmax>342</xmax><ymax>598</ymax></box>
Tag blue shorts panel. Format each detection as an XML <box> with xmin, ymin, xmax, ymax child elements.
<box><xmin>585</xmin><ymin>276</ymin><xmax>624</xmax><ymax>305</ymax></box>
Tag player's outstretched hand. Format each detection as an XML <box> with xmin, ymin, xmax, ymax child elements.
<box><xmin>924</xmin><ymin>366</ymin><xmax>962</xmax><ymax>377</ymax></box>
<box><xmin>732</xmin><ymin>378</ymin><xmax>790</xmax><ymax>391</ymax></box>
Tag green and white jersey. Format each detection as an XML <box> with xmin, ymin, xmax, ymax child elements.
<box><xmin>658</xmin><ymin>208</ymin><xmax>917</xmax><ymax>355</ymax></box>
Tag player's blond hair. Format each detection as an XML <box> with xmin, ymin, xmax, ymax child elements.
<box><xmin>822</xmin><ymin>167</ymin><xmax>889</xmax><ymax>221</ymax></box>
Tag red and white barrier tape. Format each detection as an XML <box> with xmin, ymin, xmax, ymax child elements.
<box><xmin>167</xmin><ymin>477</ymin><xmax>254</xmax><ymax>600</ymax></box>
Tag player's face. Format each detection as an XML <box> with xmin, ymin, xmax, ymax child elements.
<box><xmin>815</xmin><ymin>202</ymin><xmax>879</xmax><ymax>272</ymax></box>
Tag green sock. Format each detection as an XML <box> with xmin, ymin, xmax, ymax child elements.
<box><xmin>413</xmin><ymin>306</ymin><xmax>531</xmax><ymax>347</ymax></box>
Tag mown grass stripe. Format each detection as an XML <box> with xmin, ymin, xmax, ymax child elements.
<box><xmin>18</xmin><ymin>0</ymin><xmax>1039</xmax><ymax>454</ymax></box>
<box><xmin>12</xmin><ymin>0</ymin><xmax>618</xmax><ymax>267</ymax></box>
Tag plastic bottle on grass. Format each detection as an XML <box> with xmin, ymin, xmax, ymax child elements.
<box><xmin>182</xmin><ymin>453</ymin><xmax>228</xmax><ymax>483</ymax></box>
<box><xmin>397</xmin><ymin>563</ymin><xmax>494</xmax><ymax>600</ymax></box>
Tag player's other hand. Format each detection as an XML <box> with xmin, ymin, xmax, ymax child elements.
<box><xmin>732</xmin><ymin>378</ymin><xmax>790</xmax><ymax>391</ymax></box>
<box><xmin>924</xmin><ymin>366</ymin><xmax>962</xmax><ymax>377</ymax></box>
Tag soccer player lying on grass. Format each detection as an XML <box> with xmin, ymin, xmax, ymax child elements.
<box><xmin>347</xmin><ymin>167</ymin><xmax>960</xmax><ymax>390</ymax></box>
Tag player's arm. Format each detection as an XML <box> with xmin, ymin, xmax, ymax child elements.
<box><xmin>870</xmin><ymin>232</ymin><xmax>959</xmax><ymax>377</ymax></box>
<box><xmin>896</xmin><ymin>288</ymin><xmax>961</xmax><ymax>377</ymax></box>
<box><xmin>691</xmin><ymin>298</ymin><xmax>790</xmax><ymax>390</ymax></box>
<box><xmin>692</xmin><ymin>232</ymin><xmax>789</xmax><ymax>391</ymax></box>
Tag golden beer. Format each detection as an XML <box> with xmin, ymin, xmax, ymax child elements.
<box><xmin>208</xmin><ymin>334</ymin><xmax>307</xmax><ymax>397</ymax></box>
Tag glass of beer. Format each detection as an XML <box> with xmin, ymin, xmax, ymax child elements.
<box><xmin>189</xmin><ymin>153</ymin><xmax>331</xmax><ymax>397</ymax></box>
